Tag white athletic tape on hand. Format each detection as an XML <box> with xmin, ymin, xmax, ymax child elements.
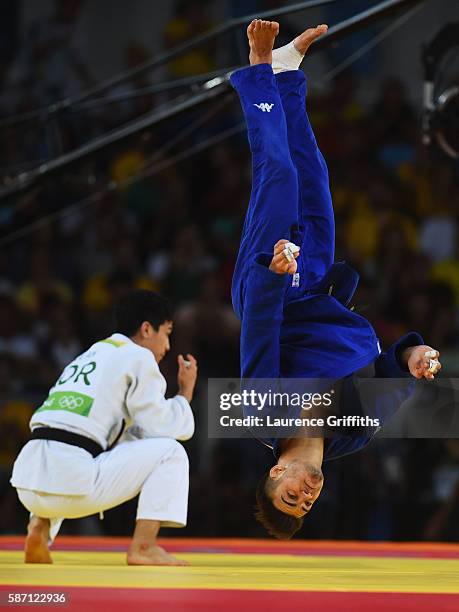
<box><xmin>286</xmin><ymin>242</ymin><xmax>300</xmax><ymax>254</ymax></box>
<box><xmin>424</xmin><ymin>351</ymin><xmax>440</xmax><ymax>374</ymax></box>
<box><xmin>183</xmin><ymin>360</ymin><xmax>191</xmax><ymax>369</ymax></box>
<box><xmin>283</xmin><ymin>247</ymin><xmax>294</xmax><ymax>262</ymax></box>
<box><xmin>283</xmin><ymin>242</ymin><xmax>300</xmax><ymax>263</ymax></box>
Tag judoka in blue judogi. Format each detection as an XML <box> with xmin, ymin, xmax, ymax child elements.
<box><xmin>229</xmin><ymin>20</ymin><xmax>441</xmax><ymax>539</ymax></box>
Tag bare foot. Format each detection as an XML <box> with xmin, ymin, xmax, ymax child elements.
<box><xmin>247</xmin><ymin>19</ymin><xmax>279</xmax><ymax>66</ymax></box>
<box><xmin>127</xmin><ymin>544</ymin><xmax>188</xmax><ymax>566</ymax></box>
<box><xmin>25</xmin><ymin>516</ymin><xmax>52</xmax><ymax>564</ymax></box>
<box><xmin>294</xmin><ymin>24</ymin><xmax>328</xmax><ymax>56</ymax></box>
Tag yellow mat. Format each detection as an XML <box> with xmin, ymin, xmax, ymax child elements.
<box><xmin>1</xmin><ymin>550</ymin><xmax>458</xmax><ymax>594</ymax></box>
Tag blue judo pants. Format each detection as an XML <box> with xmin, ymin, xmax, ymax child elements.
<box><xmin>230</xmin><ymin>64</ymin><xmax>335</xmax><ymax>319</ymax></box>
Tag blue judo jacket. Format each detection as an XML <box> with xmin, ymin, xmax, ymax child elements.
<box><xmin>239</xmin><ymin>255</ymin><xmax>423</xmax><ymax>461</ymax></box>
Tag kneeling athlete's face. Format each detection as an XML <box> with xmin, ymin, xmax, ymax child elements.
<box><xmin>145</xmin><ymin>320</ymin><xmax>173</xmax><ymax>362</ymax></box>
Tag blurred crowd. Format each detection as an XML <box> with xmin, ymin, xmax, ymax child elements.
<box><xmin>0</xmin><ymin>0</ymin><xmax>458</xmax><ymax>542</ymax></box>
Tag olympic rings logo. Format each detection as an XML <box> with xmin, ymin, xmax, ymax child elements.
<box><xmin>58</xmin><ymin>396</ymin><xmax>85</xmax><ymax>410</ymax></box>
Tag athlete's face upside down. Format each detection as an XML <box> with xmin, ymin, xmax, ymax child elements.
<box><xmin>254</xmin><ymin>451</ymin><xmax>324</xmax><ymax>539</ymax></box>
<box><xmin>268</xmin><ymin>459</ymin><xmax>324</xmax><ymax>518</ymax></box>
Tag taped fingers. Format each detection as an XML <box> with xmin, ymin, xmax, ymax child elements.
<box><xmin>428</xmin><ymin>359</ymin><xmax>441</xmax><ymax>374</ymax></box>
<box><xmin>283</xmin><ymin>247</ymin><xmax>294</xmax><ymax>262</ymax></box>
<box><xmin>424</xmin><ymin>350</ymin><xmax>441</xmax><ymax>375</ymax></box>
<box><xmin>283</xmin><ymin>241</ymin><xmax>300</xmax><ymax>263</ymax></box>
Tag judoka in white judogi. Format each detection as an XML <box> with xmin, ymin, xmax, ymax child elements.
<box><xmin>11</xmin><ymin>332</ymin><xmax>194</xmax><ymax>543</ymax></box>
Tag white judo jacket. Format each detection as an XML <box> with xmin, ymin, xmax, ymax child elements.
<box><xmin>11</xmin><ymin>333</ymin><xmax>194</xmax><ymax>495</ymax></box>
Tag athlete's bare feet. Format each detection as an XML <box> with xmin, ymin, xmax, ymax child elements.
<box><xmin>127</xmin><ymin>544</ymin><xmax>188</xmax><ymax>566</ymax></box>
<box><xmin>24</xmin><ymin>516</ymin><xmax>52</xmax><ymax>564</ymax></box>
<box><xmin>293</xmin><ymin>24</ymin><xmax>328</xmax><ymax>56</ymax></box>
<box><xmin>127</xmin><ymin>518</ymin><xmax>188</xmax><ymax>566</ymax></box>
<box><xmin>247</xmin><ymin>19</ymin><xmax>279</xmax><ymax>66</ymax></box>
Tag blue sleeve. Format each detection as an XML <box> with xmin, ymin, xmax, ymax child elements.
<box><xmin>240</xmin><ymin>253</ymin><xmax>288</xmax><ymax>379</ymax></box>
<box><xmin>374</xmin><ymin>332</ymin><xmax>425</xmax><ymax>378</ymax></box>
<box><xmin>328</xmin><ymin>331</ymin><xmax>425</xmax><ymax>449</ymax></box>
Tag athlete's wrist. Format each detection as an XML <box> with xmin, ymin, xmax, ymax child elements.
<box><xmin>401</xmin><ymin>346</ymin><xmax>415</xmax><ymax>367</ymax></box>
<box><xmin>178</xmin><ymin>387</ymin><xmax>193</xmax><ymax>403</ymax></box>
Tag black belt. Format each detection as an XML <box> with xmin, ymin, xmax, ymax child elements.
<box><xmin>31</xmin><ymin>427</ymin><xmax>104</xmax><ymax>458</ymax></box>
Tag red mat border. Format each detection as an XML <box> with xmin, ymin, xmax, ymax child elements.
<box><xmin>2</xmin><ymin>536</ymin><xmax>458</xmax><ymax>558</ymax></box>
<box><xmin>1</xmin><ymin>586</ymin><xmax>458</xmax><ymax>612</ymax></box>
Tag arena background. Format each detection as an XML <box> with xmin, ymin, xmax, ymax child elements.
<box><xmin>0</xmin><ymin>0</ymin><xmax>458</xmax><ymax>546</ymax></box>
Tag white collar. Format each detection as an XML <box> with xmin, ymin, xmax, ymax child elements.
<box><xmin>109</xmin><ymin>333</ymin><xmax>133</xmax><ymax>344</ymax></box>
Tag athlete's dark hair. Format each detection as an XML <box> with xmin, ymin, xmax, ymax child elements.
<box><xmin>254</xmin><ymin>471</ymin><xmax>304</xmax><ymax>540</ymax></box>
<box><xmin>113</xmin><ymin>290</ymin><xmax>173</xmax><ymax>337</ymax></box>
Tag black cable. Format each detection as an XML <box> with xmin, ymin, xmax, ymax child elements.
<box><xmin>0</xmin><ymin>80</ymin><xmax>230</xmax><ymax>199</ymax></box>
<box><xmin>0</xmin><ymin>0</ymin><xmax>428</xmax><ymax>199</ymax></box>
<box><xmin>0</xmin><ymin>0</ymin><xmax>341</xmax><ymax>127</ymax></box>
<box><xmin>0</xmin><ymin>122</ymin><xmax>246</xmax><ymax>248</ymax></box>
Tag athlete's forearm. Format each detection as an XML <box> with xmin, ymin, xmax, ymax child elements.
<box><xmin>241</xmin><ymin>257</ymin><xmax>287</xmax><ymax>379</ymax></box>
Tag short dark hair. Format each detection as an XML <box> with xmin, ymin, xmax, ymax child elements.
<box><xmin>113</xmin><ymin>290</ymin><xmax>173</xmax><ymax>337</ymax></box>
<box><xmin>254</xmin><ymin>471</ymin><xmax>304</xmax><ymax>540</ymax></box>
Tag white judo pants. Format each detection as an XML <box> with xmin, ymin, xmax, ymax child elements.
<box><xmin>17</xmin><ymin>437</ymin><xmax>189</xmax><ymax>543</ymax></box>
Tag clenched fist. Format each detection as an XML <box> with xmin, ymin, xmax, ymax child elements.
<box><xmin>269</xmin><ymin>239</ymin><xmax>300</xmax><ymax>275</ymax></box>
<box><xmin>177</xmin><ymin>353</ymin><xmax>198</xmax><ymax>402</ymax></box>
<box><xmin>402</xmin><ymin>346</ymin><xmax>441</xmax><ymax>380</ymax></box>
